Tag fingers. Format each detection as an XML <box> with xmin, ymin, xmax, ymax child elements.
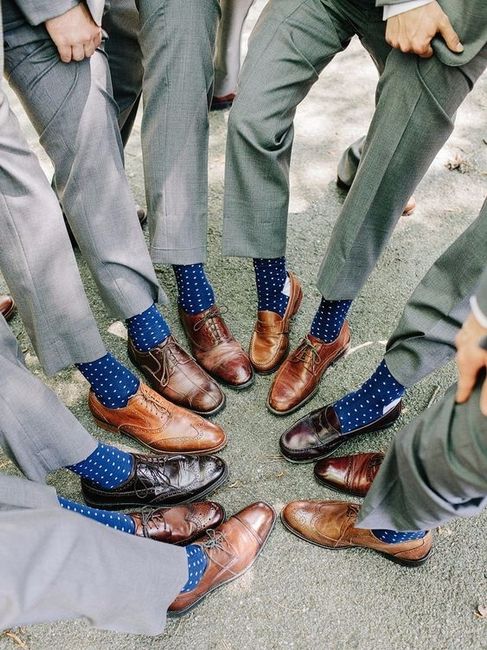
<box><xmin>58</xmin><ymin>44</ymin><xmax>72</xmax><ymax>63</ymax></box>
<box><xmin>418</xmin><ymin>43</ymin><xmax>434</xmax><ymax>58</ymax></box>
<box><xmin>439</xmin><ymin>16</ymin><xmax>464</xmax><ymax>53</ymax></box>
<box><xmin>71</xmin><ymin>44</ymin><xmax>85</xmax><ymax>62</ymax></box>
<box><xmin>94</xmin><ymin>29</ymin><xmax>102</xmax><ymax>49</ymax></box>
<box><xmin>83</xmin><ymin>42</ymin><xmax>96</xmax><ymax>58</ymax></box>
<box><xmin>455</xmin><ymin>358</ymin><xmax>477</xmax><ymax>404</ymax></box>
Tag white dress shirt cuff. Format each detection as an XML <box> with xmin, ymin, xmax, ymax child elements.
<box><xmin>470</xmin><ymin>296</ymin><xmax>487</xmax><ymax>329</ymax></box>
<box><xmin>383</xmin><ymin>0</ymin><xmax>433</xmax><ymax>21</ymax></box>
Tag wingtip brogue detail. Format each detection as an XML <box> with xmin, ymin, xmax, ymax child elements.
<box><xmin>279</xmin><ymin>401</ymin><xmax>402</xmax><ymax>463</ymax></box>
<box><xmin>128</xmin><ymin>335</ymin><xmax>225</xmax><ymax>416</ymax></box>
<box><xmin>281</xmin><ymin>500</ymin><xmax>432</xmax><ymax>567</ymax></box>
<box><xmin>88</xmin><ymin>383</ymin><xmax>227</xmax><ymax>454</ymax></box>
<box><xmin>249</xmin><ymin>272</ymin><xmax>303</xmax><ymax>374</ymax></box>
<box><xmin>314</xmin><ymin>452</ymin><xmax>385</xmax><ymax>497</ymax></box>
<box><xmin>267</xmin><ymin>323</ymin><xmax>351</xmax><ymax>416</ymax></box>
<box><xmin>179</xmin><ymin>306</ymin><xmax>254</xmax><ymax>390</ymax></box>
<box><xmin>168</xmin><ymin>501</ymin><xmax>276</xmax><ymax>615</ymax></box>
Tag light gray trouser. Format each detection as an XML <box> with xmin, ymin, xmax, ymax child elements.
<box><xmin>223</xmin><ymin>0</ymin><xmax>389</xmax><ymax>257</ymax></box>
<box><xmin>105</xmin><ymin>0</ymin><xmax>220</xmax><ymax>264</ymax></box>
<box><xmin>357</xmin><ymin>381</ymin><xmax>487</xmax><ymax>532</ymax></box>
<box><xmin>3</xmin><ymin>31</ymin><xmax>165</xmax><ymax>332</ymax></box>
<box><xmin>0</xmin><ymin>475</ymin><xmax>187</xmax><ymax>635</ymax></box>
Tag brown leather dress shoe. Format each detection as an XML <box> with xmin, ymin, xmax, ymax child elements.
<box><xmin>169</xmin><ymin>501</ymin><xmax>276</xmax><ymax>615</ymax></box>
<box><xmin>314</xmin><ymin>452</ymin><xmax>385</xmax><ymax>497</ymax></box>
<box><xmin>88</xmin><ymin>383</ymin><xmax>227</xmax><ymax>454</ymax></box>
<box><xmin>210</xmin><ymin>92</ymin><xmax>235</xmax><ymax>111</ymax></box>
<box><xmin>179</xmin><ymin>306</ymin><xmax>254</xmax><ymax>390</ymax></box>
<box><xmin>279</xmin><ymin>401</ymin><xmax>402</xmax><ymax>463</ymax></box>
<box><xmin>131</xmin><ymin>501</ymin><xmax>225</xmax><ymax>544</ymax></box>
<box><xmin>281</xmin><ymin>500</ymin><xmax>432</xmax><ymax>567</ymax></box>
<box><xmin>267</xmin><ymin>323</ymin><xmax>351</xmax><ymax>416</ymax></box>
<box><xmin>0</xmin><ymin>294</ymin><xmax>15</xmax><ymax>322</ymax></box>
<box><xmin>82</xmin><ymin>453</ymin><xmax>228</xmax><ymax>509</ymax></box>
<box><xmin>249</xmin><ymin>272</ymin><xmax>303</xmax><ymax>375</ymax></box>
<box><xmin>128</xmin><ymin>336</ymin><xmax>225</xmax><ymax>416</ymax></box>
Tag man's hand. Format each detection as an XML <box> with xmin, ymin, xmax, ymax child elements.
<box><xmin>385</xmin><ymin>1</ymin><xmax>463</xmax><ymax>58</ymax></box>
<box><xmin>45</xmin><ymin>4</ymin><xmax>102</xmax><ymax>64</ymax></box>
<box><xmin>455</xmin><ymin>312</ymin><xmax>487</xmax><ymax>415</ymax></box>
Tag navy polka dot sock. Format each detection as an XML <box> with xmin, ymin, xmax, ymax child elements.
<box><xmin>310</xmin><ymin>298</ymin><xmax>352</xmax><ymax>343</ymax></box>
<box><xmin>372</xmin><ymin>529</ymin><xmax>426</xmax><ymax>544</ymax></box>
<box><xmin>180</xmin><ymin>544</ymin><xmax>208</xmax><ymax>593</ymax></box>
<box><xmin>334</xmin><ymin>359</ymin><xmax>405</xmax><ymax>434</ymax></box>
<box><xmin>126</xmin><ymin>303</ymin><xmax>171</xmax><ymax>352</ymax></box>
<box><xmin>173</xmin><ymin>263</ymin><xmax>216</xmax><ymax>314</ymax></box>
<box><xmin>58</xmin><ymin>496</ymin><xmax>136</xmax><ymax>533</ymax></box>
<box><xmin>67</xmin><ymin>442</ymin><xmax>133</xmax><ymax>489</ymax></box>
<box><xmin>76</xmin><ymin>353</ymin><xmax>139</xmax><ymax>408</ymax></box>
<box><xmin>253</xmin><ymin>257</ymin><xmax>289</xmax><ymax>317</ymax></box>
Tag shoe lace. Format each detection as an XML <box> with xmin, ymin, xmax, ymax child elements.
<box><xmin>139</xmin><ymin>505</ymin><xmax>168</xmax><ymax>535</ymax></box>
<box><xmin>199</xmin><ymin>528</ymin><xmax>232</xmax><ymax>558</ymax></box>
<box><xmin>294</xmin><ymin>337</ymin><xmax>321</xmax><ymax>371</ymax></box>
<box><xmin>140</xmin><ymin>387</ymin><xmax>170</xmax><ymax>420</ymax></box>
<box><xmin>134</xmin><ymin>456</ymin><xmax>181</xmax><ymax>499</ymax></box>
<box><xmin>193</xmin><ymin>305</ymin><xmax>229</xmax><ymax>344</ymax></box>
<box><xmin>366</xmin><ymin>455</ymin><xmax>383</xmax><ymax>482</ymax></box>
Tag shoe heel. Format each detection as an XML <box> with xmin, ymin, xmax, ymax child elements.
<box><xmin>292</xmin><ymin>285</ymin><xmax>303</xmax><ymax>317</ymax></box>
<box><xmin>92</xmin><ymin>416</ymin><xmax>119</xmax><ymax>434</ymax></box>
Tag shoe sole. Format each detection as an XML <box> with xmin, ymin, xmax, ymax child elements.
<box><xmin>280</xmin><ymin>513</ymin><xmax>431</xmax><ymax>568</ymax></box>
<box><xmin>210</xmin><ymin>368</ymin><xmax>255</xmax><ymax>391</ymax></box>
<box><xmin>265</xmin><ymin>343</ymin><xmax>350</xmax><ymax>417</ymax></box>
<box><xmin>92</xmin><ymin>416</ymin><xmax>228</xmax><ymax>456</ymax></box>
<box><xmin>83</xmin><ymin>462</ymin><xmax>230</xmax><ymax>510</ymax></box>
<box><xmin>314</xmin><ymin>474</ymin><xmax>369</xmax><ymax>498</ymax></box>
<box><xmin>168</xmin><ymin>507</ymin><xmax>277</xmax><ymax>617</ymax></box>
<box><xmin>251</xmin><ymin>283</ymin><xmax>303</xmax><ymax>377</ymax></box>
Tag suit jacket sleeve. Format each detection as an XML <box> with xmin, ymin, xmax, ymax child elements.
<box><xmin>13</xmin><ymin>0</ymin><xmax>79</xmax><ymax>26</ymax></box>
<box><xmin>475</xmin><ymin>267</ymin><xmax>487</xmax><ymax>321</ymax></box>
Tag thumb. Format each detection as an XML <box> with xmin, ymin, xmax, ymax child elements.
<box><xmin>480</xmin><ymin>372</ymin><xmax>487</xmax><ymax>416</ymax></box>
<box><xmin>439</xmin><ymin>17</ymin><xmax>464</xmax><ymax>53</ymax></box>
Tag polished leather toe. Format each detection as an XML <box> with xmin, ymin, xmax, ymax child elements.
<box><xmin>0</xmin><ymin>295</ymin><xmax>15</xmax><ymax>322</ymax></box>
<box><xmin>314</xmin><ymin>452</ymin><xmax>385</xmax><ymax>497</ymax></box>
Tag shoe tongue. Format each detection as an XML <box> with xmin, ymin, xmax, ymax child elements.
<box><xmin>325</xmin><ymin>406</ymin><xmax>342</xmax><ymax>433</ymax></box>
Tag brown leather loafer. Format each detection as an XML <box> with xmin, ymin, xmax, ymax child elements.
<box><xmin>0</xmin><ymin>294</ymin><xmax>15</xmax><ymax>322</ymax></box>
<box><xmin>337</xmin><ymin>177</ymin><xmax>416</xmax><ymax>217</ymax></box>
<box><xmin>281</xmin><ymin>500</ymin><xmax>432</xmax><ymax>567</ymax></box>
<box><xmin>169</xmin><ymin>501</ymin><xmax>276</xmax><ymax>615</ymax></box>
<box><xmin>82</xmin><ymin>453</ymin><xmax>228</xmax><ymax>509</ymax></box>
<box><xmin>131</xmin><ymin>501</ymin><xmax>225</xmax><ymax>544</ymax></box>
<box><xmin>128</xmin><ymin>336</ymin><xmax>225</xmax><ymax>416</ymax></box>
<box><xmin>88</xmin><ymin>383</ymin><xmax>227</xmax><ymax>454</ymax></box>
<box><xmin>179</xmin><ymin>305</ymin><xmax>254</xmax><ymax>390</ymax></box>
<box><xmin>267</xmin><ymin>323</ymin><xmax>351</xmax><ymax>416</ymax></box>
<box><xmin>249</xmin><ymin>272</ymin><xmax>303</xmax><ymax>375</ymax></box>
<box><xmin>210</xmin><ymin>92</ymin><xmax>235</xmax><ymax>111</ymax></box>
<box><xmin>279</xmin><ymin>401</ymin><xmax>402</xmax><ymax>463</ymax></box>
<box><xmin>314</xmin><ymin>452</ymin><xmax>385</xmax><ymax>497</ymax></box>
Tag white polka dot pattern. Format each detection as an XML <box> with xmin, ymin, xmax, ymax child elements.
<box><xmin>76</xmin><ymin>353</ymin><xmax>139</xmax><ymax>408</ymax></box>
<box><xmin>173</xmin><ymin>264</ymin><xmax>215</xmax><ymax>314</ymax></box>
<box><xmin>68</xmin><ymin>442</ymin><xmax>133</xmax><ymax>489</ymax></box>
<box><xmin>310</xmin><ymin>298</ymin><xmax>351</xmax><ymax>342</ymax></box>
<box><xmin>127</xmin><ymin>303</ymin><xmax>171</xmax><ymax>352</ymax></box>
<box><xmin>180</xmin><ymin>544</ymin><xmax>208</xmax><ymax>593</ymax></box>
<box><xmin>372</xmin><ymin>529</ymin><xmax>426</xmax><ymax>544</ymax></box>
<box><xmin>253</xmin><ymin>257</ymin><xmax>288</xmax><ymax>316</ymax></box>
<box><xmin>58</xmin><ymin>496</ymin><xmax>136</xmax><ymax>534</ymax></box>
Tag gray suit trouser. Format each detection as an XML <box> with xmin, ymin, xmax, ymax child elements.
<box><xmin>357</xmin><ymin>381</ymin><xmax>487</xmax><ymax>532</ymax></box>
<box><xmin>0</xmin><ymin>316</ymin><xmax>187</xmax><ymax>634</ymax></box>
<box><xmin>104</xmin><ymin>0</ymin><xmax>220</xmax><ymax>265</ymax></box>
<box><xmin>3</xmin><ymin>29</ymin><xmax>165</xmax><ymax>373</ymax></box>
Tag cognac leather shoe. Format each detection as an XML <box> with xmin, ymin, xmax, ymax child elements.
<box><xmin>281</xmin><ymin>500</ymin><xmax>432</xmax><ymax>567</ymax></box>
<box><xmin>210</xmin><ymin>92</ymin><xmax>235</xmax><ymax>111</ymax></box>
<box><xmin>81</xmin><ymin>453</ymin><xmax>228</xmax><ymax>509</ymax></box>
<box><xmin>88</xmin><ymin>383</ymin><xmax>227</xmax><ymax>454</ymax></box>
<box><xmin>0</xmin><ymin>295</ymin><xmax>15</xmax><ymax>322</ymax></box>
<box><xmin>128</xmin><ymin>336</ymin><xmax>225</xmax><ymax>416</ymax></box>
<box><xmin>179</xmin><ymin>306</ymin><xmax>254</xmax><ymax>390</ymax></box>
<box><xmin>314</xmin><ymin>452</ymin><xmax>385</xmax><ymax>497</ymax></box>
<box><xmin>249</xmin><ymin>272</ymin><xmax>303</xmax><ymax>375</ymax></box>
<box><xmin>279</xmin><ymin>401</ymin><xmax>402</xmax><ymax>463</ymax></box>
<box><xmin>131</xmin><ymin>501</ymin><xmax>225</xmax><ymax>544</ymax></box>
<box><xmin>169</xmin><ymin>501</ymin><xmax>276</xmax><ymax>615</ymax></box>
<box><xmin>336</xmin><ymin>176</ymin><xmax>416</xmax><ymax>217</ymax></box>
<box><xmin>267</xmin><ymin>323</ymin><xmax>351</xmax><ymax>415</ymax></box>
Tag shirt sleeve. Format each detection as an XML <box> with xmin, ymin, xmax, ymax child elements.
<box><xmin>383</xmin><ymin>0</ymin><xmax>433</xmax><ymax>20</ymax></box>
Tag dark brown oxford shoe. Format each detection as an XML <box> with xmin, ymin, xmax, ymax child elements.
<box><xmin>279</xmin><ymin>401</ymin><xmax>402</xmax><ymax>463</ymax></box>
<box><xmin>131</xmin><ymin>501</ymin><xmax>225</xmax><ymax>544</ymax></box>
<box><xmin>281</xmin><ymin>500</ymin><xmax>432</xmax><ymax>567</ymax></box>
<box><xmin>128</xmin><ymin>336</ymin><xmax>225</xmax><ymax>416</ymax></box>
<box><xmin>249</xmin><ymin>272</ymin><xmax>303</xmax><ymax>375</ymax></box>
<box><xmin>179</xmin><ymin>305</ymin><xmax>254</xmax><ymax>390</ymax></box>
<box><xmin>0</xmin><ymin>295</ymin><xmax>15</xmax><ymax>321</ymax></box>
<box><xmin>314</xmin><ymin>452</ymin><xmax>385</xmax><ymax>497</ymax></box>
<box><xmin>81</xmin><ymin>453</ymin><xmax>228</xmax><ymax>509</ymax></box>
<box><xmin>267</xmin><ymin>323</ymin><xmax>350</xmax><ymax>416</ymax></box>
<box><xmin>169</xmin><ymin>501</ymin><xmax>276</xmax><ymax>615</ymax></box>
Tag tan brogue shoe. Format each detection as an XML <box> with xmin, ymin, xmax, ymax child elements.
<box><xmin>88</xmin><ymin>383</ymin><xmax>227</xmax><ymax>454</ymax></box>
<box><xmin>281</xmin><ymin>501</ymin><xmax>432</xmax><ymax>567</ymax></box>
<box><xmin>249</xmin><ymin>272</ymin><xmax>303</xmax><ymax>374</ymax></box>
<box><xmin>128</xmin><ymin>336</ymin><xmax>225</xmax><ymax>416</ymax></box>
<box><xmin>0</xmin><ymin>295</ymin><xmax>15</xmax><ymax>321</ymax></box>
<box><xmin>314</xmin><ymin>452</ymin><xmax>385</xmax><ymax>497</ymax></box>
<box><xmin>267</xmin><ymin>322</ymin><xmax>351</xmax><ymax>416</ymax></box>
<box><xmin>131</xmin><ymin>502</ymin><xmax>225</xmax><ymax>544</ymax></box>
<box><xmin>180</xmin><ymin>306</ymin><xmax>254</xmax><ymax>390</ymax></box>
<box><xmin>169</xmin><ymin>501</ymin><xmax>276</xmax><ymax>615</ymax></box>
